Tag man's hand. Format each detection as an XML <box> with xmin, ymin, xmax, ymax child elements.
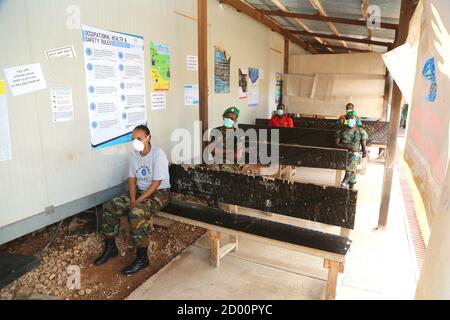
<box><xmin>362</xmin><ymin>152</ymin><xmax>368</xmax><ymax>158</ymax></box>
<box><xmin>130</xmin><ymin>199</ymin><xmax>137</xmax><ymax>209</ymax></box>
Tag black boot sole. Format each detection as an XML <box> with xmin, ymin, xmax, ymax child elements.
<box><xmin>94</xmin><ymin>251</ymin><xmax>119</xmax><ymax>266</ymax></box>
<box><xmin>121</xmin><ymin>260</ymin><xmax>150</xmax><ymax>276</ymax></box>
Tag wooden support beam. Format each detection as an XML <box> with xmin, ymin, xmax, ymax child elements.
<box><xmin>260</xmin><ymin>9</ymin><xmax>399</xmax><ymax>30</ymax></box>
<box><xmin>361</xmin><ymin>0</ymin><xmax>373</xmax><ymax>51</ymax></box>
<box><xmin>321</xmin><ymin>44</ymin><xmax>372</xmax><ymax>53</ymax></box>
<box><xmin>290</xmin><ymin>30</ymin><xmax>393</xmax><ymax>48</ymax></box>
<box><xmin>198</xmin><ymin>0</ymin><xmax>208</xmax><ymax>156</ymax></box>
<box><xmin>378</xmin><ymin>0</ymin><xmax>418</xmax><ymax>229</ymax></box>
<box><xmin>382</xmin><ymin>72</ymin><xmax>392</xmax><ymax>121</ymax></box>
<box><xmin>269</xmin><ymin>0</ymin><xmax>333</xmax><ymax>53</ymax></box>
<box><xmin>284</xmin><ymin>38</ymin><xmax>289</xmax><ymax>74</ymax></box>
<box><xmin>220</xmin><ymin>0</ymin><xmax>318</xmax><ymax>54</ymax></box>
<box><xmin>308</xmin><ymin>0</ymin><xmax>350</xmax><ymax>52</ymax></box>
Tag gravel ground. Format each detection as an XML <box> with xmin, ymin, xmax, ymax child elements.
<box><xmin>0</xmin><ymin>208</ymin><xmax>205</xmax><ymax>300</ymax></box>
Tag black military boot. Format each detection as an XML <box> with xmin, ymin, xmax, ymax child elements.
<box><xmin>340</xmin><ymin>172</ymin><xmax>352</xmax><ymax>189</ymax></box>
<box><xmin>121</xmin><ymin>247</ymin><xmax>149</xmax><ymax>276</ymax></box>
<box><xmin>94</xmin><ymin>238</ymin><xmax>118</xmax><ymax>265</ymax></box>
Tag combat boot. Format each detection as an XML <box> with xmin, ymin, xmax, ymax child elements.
<box><xmin>121</xmin><ymin>247</ymin><xmax>149</xmax><ymax>276</ymax></box>
<box><xmin>95</xmin><ymin>238</ymin><xmax>118</xmax><ymax>265</ymax></box>
<box><xmin>340</xmin><ymin>172</ymin><xmax>352</xmax><ymax>189</ymax></box>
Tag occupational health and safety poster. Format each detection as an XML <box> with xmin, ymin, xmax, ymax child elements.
<box><xmin>82</xmin><ymin>25</ymin><xmax>147</xmax><ymax>149</ymax></box>
<box><xmin>214</xmin><ymin>46</ymin><xmax>231</xmax><ymax>94</ymax></box>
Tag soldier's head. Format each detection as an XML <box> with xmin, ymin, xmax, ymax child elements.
<box><xmin>132</xmin><ymin>125</ymin><xmax>151</xmax><ymax>154</ymax></box>
<box><xmin>223</xmin><ymin>107</ymin><xmax>240</xmax><ymax>128</ymax></box>
<box><xmin>346</xmin><ymin>103</ymin><xmax>355</xmax><ymax>112</ymax></box>
<box><xmin>276</xmin><ymin>104</ymin><xmax>285</xmax><ymax>116</ymax></box>
<box><xmin>345</xmin><ymin>111</ymin><xmax>358</xmax><ymax>129</ymax></box>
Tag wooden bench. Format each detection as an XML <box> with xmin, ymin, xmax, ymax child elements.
<box><xmin>240</xmin><ymin>123</ymin><xmax>348</xmax><ymax>185</ymax></box>
<box><xmin>255</xmin><ymin>117</ymin><xmax>385</xmax><ymax>175</ymax></box>
<box><xmin>159</xmin><ymin>164</ymin><xmax>358</xmax><ymax>300</ymax></box>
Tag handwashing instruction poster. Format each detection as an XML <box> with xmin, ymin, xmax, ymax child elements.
<box><xmin>82</xmin><ymin>25</ymin><xmax>147</xmax><ymax>149</ymax></box>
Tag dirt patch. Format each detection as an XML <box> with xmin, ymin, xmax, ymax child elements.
<box><xmin>0</xmin><ymin>210</ymin><xmax>205</xmax><ymax>300</ymax></box>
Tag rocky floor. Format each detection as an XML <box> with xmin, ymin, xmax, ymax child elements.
<box><xmin>0</xmin><ymin>209</ymin><xmax>205</xmax><ymax>300</ymax></box>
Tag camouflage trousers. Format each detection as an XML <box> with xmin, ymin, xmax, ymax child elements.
<box><xmin>101</xmin><ymin>189</ymin><xmax>170</xmax><ymax>248</ymax></box>
<box><xmin>346</xmin><ymin>152</ymin><xmax>362</xmax><ymax>184</ymax></box>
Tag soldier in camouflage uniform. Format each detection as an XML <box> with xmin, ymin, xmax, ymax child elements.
<box><xmin>336</xmin><ymin>111</ymin><xmax>368</xmax><ymax>189</ymax></box>
<box><xmin>207</xmin><ymin>107</ymin><xmax>245</xmax><ymax>173</ymax></box>
<box><xmin>95</xmin><ymin>125</ymin><xmax>171</xmax><ymax>276</ymax></box>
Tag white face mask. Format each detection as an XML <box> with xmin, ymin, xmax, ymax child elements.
<box><xmin>347</xmin><ymin>119</ymin><xmax>357</xmax><ymax>128</ymax></box>
<box><xmin>132</xmin><ymin>135</ymin><xmax>150</xmax><ymax>153</ymax></box>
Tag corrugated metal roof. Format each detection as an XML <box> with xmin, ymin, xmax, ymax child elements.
<box><xmin>243</xmin><ymin>0</ymin><xmax>401</xmax><ymax>53</ymax></box>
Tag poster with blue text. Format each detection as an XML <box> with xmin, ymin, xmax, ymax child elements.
<box><xmin>82</xmin><ymin>25</ymin><xmax>147</xmax><ymax>149</ymax></box>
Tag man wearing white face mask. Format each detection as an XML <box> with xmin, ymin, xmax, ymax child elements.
<box><xmin>95</xmin><ymin>125</ymin><xmax>170</xmax><ymax>276</ymax></box>
<box><xmin>336</xmin><ymin>112</ymin><xmax>368</xmax><ymax>189</ymax></box>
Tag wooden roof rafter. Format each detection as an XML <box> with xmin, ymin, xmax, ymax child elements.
<box><xmin>220</xmin><ymin>0</ymin><xmax>319</xmax><ymax>54</ymax></box>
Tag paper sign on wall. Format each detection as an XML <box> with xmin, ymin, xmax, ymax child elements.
<box><xmin>0</xmin><ymin>80</ymin><xmax>12</xmax><ymax>161</ymax></box>
<box><xmin>186</xmin><ymin>55</ymin><xmax>198</xmax><ymax>71</ymax></box>
<box><xmin>184</xmin><ymin>84</ymin><xmax>199</xmax><ymax>106</ymax></box>
<box><xmin>248</xmin><ymin>67</ymin><xmax>260</xmax><ymax>107</ymax></box>
<box><xmin>151</xmin><ymin>92</ymin><xmax>166</xmax><ymax>110</ymax></box>
<box><xmin>50</xmin><ymin>87</ymin><xmax>74</xmax><ymax>122</ymax></box>
<box><xmin>46</xmin><ymin>45</ymin><xmax>76</xmax><ymax>60</ymax></box>
<box><xmin>4</xmin><ymin>63</ymin><xmax>47</xmax><ymax>96</ymax></box>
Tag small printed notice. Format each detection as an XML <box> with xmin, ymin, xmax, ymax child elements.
<box><xmin>46</xmin><ymin>45</ymin><xmax>77</xmax><ymax>60</ymax></box>
<box><xmin>50</xmin><ymin>87</ymin><xmax>74</xmax><ymax>122</ymax></box>
<box><xmin>184</xmin><ymin>84</ymin><xmax>199</xmax><ymax>106</ymax></box>
<box><xmin>4</xmin><ymin>63</ymin><xmax>47</xmax><ymax>96</ymax></box>
<box><xmin>151</xmin><ymin>92</ymin><xmax>166</xmax><ymax>110</ymax></box>
<box><xmin>186</xmin><ymin>55</ymin><xmax>198</xmax><ymax>71</ymax></box>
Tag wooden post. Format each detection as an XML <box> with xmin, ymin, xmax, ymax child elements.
<box><xmin>378</xmin><ymin>0</ymin><xmax>418</xmax><ymax>229</ymax></box>
<box><xmin>284</xmin><ymin>38</ymin><xmax>289</xmax><ymax>75</ymax></box>
<box><xmin>198</xmin><ymin>0</ymin><xmax>208</xmax><ymax>157</ymax></box>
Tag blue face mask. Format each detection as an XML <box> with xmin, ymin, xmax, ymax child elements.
<box><xmin>223</xmin><ymin>118</ymin><xmax>235</xmax><ymax>128</ymax></box>
<box><xmin>276</xmin><ymin>109</ymin><xmax>284</xmax><ymax>116</ymax></box>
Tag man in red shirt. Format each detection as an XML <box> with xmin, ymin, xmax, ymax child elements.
<box><xmin>268</xmin><ymin>104</ymin><xmax>294</xmax><ymax>128</ymax></box>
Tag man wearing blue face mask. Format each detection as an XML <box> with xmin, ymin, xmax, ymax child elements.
<box><xmin>208</xmin><ymin>107</ymin><xmax>244</xmax><ymax>173</ymax></box>
<box><xmin>336</xmin><ymin>112</ymin><xmax>368</xmax><ymax>189</ymax></box>
<box><xmin>268</xmin><ymin>104</ymin><xmax>294</xmax><ymax>128</ymax></box>
<box><xmin>95</xmin><ymin>125</ymin><xmax>170</xmax><ymax>276</ymax></box>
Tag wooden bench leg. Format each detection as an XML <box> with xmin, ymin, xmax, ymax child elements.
<box><xmin>335</xmin><ymin>170</ymin><xmax>344</xmax><ymax>187</ymax></box>
<box><xmin>340</xmin><ymin>228</ymin><xmax>350</xmax><ymax>238</ymax></box>
<box><xmin>360</xmin><ymin>157</ymin><xmax>368</xmax><ymax>175</ymax></box>
<box><xmin>324</xmin><ymin>260</ymin><xmax>344</xmax><ymax>300</ymax></box>
<box><xmin>284</xmin><ymin>166</ymin><xmax>295</xmax><ymax>180</ymax></box>
<box><xmin>229</xmin><ymin>235</ymin><xmax>238</xmax><ymax>253</ymax></box>
<box><xmin>208</xmin><ymin>230</ymin><xmax>221</xmax><ymax>268</ymax></box>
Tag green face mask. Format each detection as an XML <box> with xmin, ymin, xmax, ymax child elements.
<box><xmin>223</xmin><ymin>118</ymin><xmax>235</xmax><ymax>128</ymax></box>
<box><xmin>276</xmin><ymin>109</ymin><xmax>284</xmax><ymax>116</ymax></box>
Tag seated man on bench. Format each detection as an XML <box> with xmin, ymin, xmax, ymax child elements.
<box><xmin>208</xmin><ymin>106</ymin><xmax>245</xmax><ymax>173</ymax></box>
<box><xmin>95</xmin><ymin>125</ymin><xmax>171</xmax><ymax>276</ymax></box>
<box><xmin>336</xmin><ymin>112</ymin><xmax>368</xmax><ymax>189</ymax></box>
